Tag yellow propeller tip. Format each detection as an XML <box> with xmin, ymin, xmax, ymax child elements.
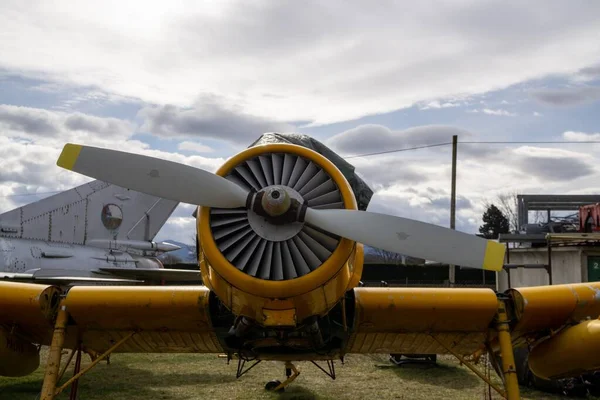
<box><xmin>57</xmin><ymin>144</ymin><xmax>83</xmax><ymax>170</ymax></box>
<box><xmin>482</xmin><ymin>241</ymin><xmax>505</xmax><ymax>271</ymax></box>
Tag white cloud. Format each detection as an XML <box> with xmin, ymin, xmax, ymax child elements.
<box><xmin>531</xmin><ymin>86</ymin><xmax>600</xmax><ymax>106</ymax></box>
<box><xmin>563</xmin><ymin>131</ymin><xmax>600</xmax><ymax>141</ymax></box>
<box><xmin>177</xmin><ymin>141</ymin><xmax>214</xmax><ymax>153</ymax></box>
<box><xmin>572</xmin><ymin>64</ymin><xmax>600</xmax><ymax>82</ymax></box>
<box><xmin>469</xmin><ymin>108</ymin><xmax>517</xmax><ymax>116</ymax></box>
<box><xmin>0</xmin><ymin>104</ymin><xmax>135</xmax><ymax>140</ymax></box>
<box><xmin>138</xmin><ymin>100</ymin><xmax>293</xmax><ymax>141</ymax></box>
<box><xmin>419</xmin><ymin>100</ymin><xmax>461</xmax><ymax>110</ymax></box>
<box><xmin>340</xmin><ymin>133</ymin><xmax>600</xmax><ymax>235</ymax></box>
<box><xmin>0</xmin><ymin>106</ymin><xmax>225</xmax><ymax>219</ymax></box>
<box><xmin>1</xmin><ymin>1</ymin><xmax>599</xmax><ymax>124</ymax></box>
<box><xmin>533</xmin><ymin>111</ymin><xmax>542</xmax><ymax>117</ymax></box>
<box><xmin>327</xmin><ymin>124</ymin><xmax>471</xmax><ymax>155</ymax></box>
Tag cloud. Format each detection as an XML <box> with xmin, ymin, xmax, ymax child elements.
<box><xmin>481</xmin><ymin>108</ymin><xmax>517</xmax><ymax>117</ymax></box>
<box><xmin>0</xmin><ymin>105</ymin><xmax>58</xmax><ymax>135</ymax></box>
<box><xmin>419</xmin><ymin>100</ymin><xmax>461</xmax><ymax>110</ymax></box>
<box><xmin>530</xmin><ymin>86</ymin><xmax>600</xmax><ymax>106</ymax></box>
<box><xmin>0</xmin><ymin>104</ymin><xmax>134</xmax><ymax>139</ymax></box>
<box><xmin>563</xmin><ymin>131</ymin><xmax>600</xmax><ymax>141</ymax></box>
<box><xmin>1</xmin><ymin>2</ymin><xmax>599</xmax><ymax>123</ymax></box>
<box><xmin>177</xmin><ymin>140</ymin><xmax>214</xmax><ymax>153</ymax></box>
<box><xmin>327</xmin><ymin>124</ymin><xmax>471</xmax><ymax>155</ymax></box>
<box><xmin>574</xmin><ymin>64</ymin><xmax>600</xmax><ymax>82</ymax></box>
<box><xmin>468</xmin><ymin>108</ymin><xmax>517</xmax><ymax>116</ymax></box>
<box><xmin>515</xmin><ymin>156</ymin><xmax>594</xmax><ymax>181</ymax></box>
<box><xmin>155</xmin><ymin>216</ymin><xmax>197</xmax><ymax>244</ymax></box>
<box><xmin>138</xmin><ymin>101</ymin><xmax>293</xmax><ymax>141</ymax></box>
<box><xmin>512</xmin><ymin>146</ymin><xmax>595</xmax><ymax>181</ymax></box>
<box><xmin>352</xmin><ymin>158</ymin><xmax>430</xmax><ymax>189</ymax></box>
<box><xmin>345</xmin><ymin>138</ymin><xmax>600</xmax><ymax>237</ymax></box>
<box><xmin>0</xmin><ymin>107</ymin><xmax>226</xmax><ymax>220</ymax></box>
<box><xmin>64</xmin><ymin>113</ymin><xmax>134</xmax><ymax>136</ymax></box>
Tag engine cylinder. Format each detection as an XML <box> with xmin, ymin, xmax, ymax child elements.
<box><xmin>198</xmin><ymin>143</ymin><xmax>362</xmax><ymax>326</ymax></box>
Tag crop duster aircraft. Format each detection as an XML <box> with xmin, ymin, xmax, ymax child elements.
<box><xmin>2</xmin><ymin>140</ymin><xmax>600</xmax><ymax>400</ymax></box>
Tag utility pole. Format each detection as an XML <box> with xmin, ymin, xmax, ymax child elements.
<box><xmin>449</xmin><ymin>135</ymin><xmax>458</xmax><ymax>287</ymax></box>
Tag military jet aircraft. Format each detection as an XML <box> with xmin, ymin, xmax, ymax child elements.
<box><xmin>0</xmin><ymin>179</ymin><xmax>201</xmax><ymax>283</ymax></box>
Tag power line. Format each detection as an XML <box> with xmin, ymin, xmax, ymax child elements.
<box><xmin>342</xmin><ymin>140</ymin><xmax>600</xmax><ymax>158</ymax></box>
<box><xmin>3</xmin><ymin>140</ymin><xmax>600</xmax><ymax>198</ymax></box>
<box><xmin>461</xmin><ymin>141</ymin><xmax>600</xmax><ymax>144</ymax></box>
<box><xmin>343</xmin><ymin>142</ymin><xmax>452</xmax><ymax>158</ymax></box>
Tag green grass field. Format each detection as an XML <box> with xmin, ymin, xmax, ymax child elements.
<box><xmin>0</xmin><ymin>351</ymin><xmax>579</xmax><ymax>400</ymax></box>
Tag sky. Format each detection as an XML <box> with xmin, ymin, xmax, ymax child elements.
<box><xmin>1</xmin><ymin>0</ymin><xmax>600</xmax><ymax>244</ymax></box>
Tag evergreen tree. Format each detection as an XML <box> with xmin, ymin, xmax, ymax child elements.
<box><xmin>479</xmin><ymin>204</ymin><xmax>510</xmax><ymax>239</ymax></box>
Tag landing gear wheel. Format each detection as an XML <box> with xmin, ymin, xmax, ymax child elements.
<box><xmin>265</xmin><ymin>380</ymin><xmax>284</xmax><ymax>392</ymax></box>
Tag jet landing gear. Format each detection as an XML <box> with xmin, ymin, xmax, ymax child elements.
<box><xmin>264</xmin><ymin>362</ymin><xmax>299</xmax><ymax>392</ymax></box>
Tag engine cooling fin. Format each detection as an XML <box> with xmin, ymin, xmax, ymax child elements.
<box><xmin>209</xmin><ymin>152</ymin><xmax>344</xmax><ymax>281</ymax></box>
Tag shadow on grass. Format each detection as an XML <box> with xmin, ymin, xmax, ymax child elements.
<box><xmin>275</xmin><ymin>385</ymin><xmax>317</xmax><ymax>400</ymax></box>
<box><xmin>0</xmin><ymin>362</ymin><xmax>237</xmax><ymax>400</ymax></box>
<box><xmin>383</xmin><ymin>361</ymin><xmax>480</xmax><ymax>390</ymax></box>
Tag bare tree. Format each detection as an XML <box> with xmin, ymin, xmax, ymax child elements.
<box><xmin>496</xmin><ymin>192</ymin><xmax>519</xmax><ymax>232</ymax></box>
<box><xmin>532</xmin><ymin>210</ymin><xmax>547</xmax><ymax>224</ymax></box>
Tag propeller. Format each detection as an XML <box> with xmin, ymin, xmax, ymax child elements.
<box><xmin>57</xmin><ymin>143</ymin><xmax>505</xmax><ymax>271</ymax></box>
<box><xmin>303</xmin><ymin>208</ymin><xmax>504</xmax><ymax>271</ymax></box>
<box><xmin>57</xmin><ymin>144</ymin><xmax>249</xmax><ymax>208</ymax></box>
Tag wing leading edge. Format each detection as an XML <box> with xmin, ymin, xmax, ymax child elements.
<box><xmin>346</xmin><ymin>287</ymin><xmax>499</xmax><ymax>355</ymax></box>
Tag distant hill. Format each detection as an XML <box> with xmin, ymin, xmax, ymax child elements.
<box><xmin>158</xmin><ymin>240</ymin><xmax>197</xmax><ymax>265</ymax></box>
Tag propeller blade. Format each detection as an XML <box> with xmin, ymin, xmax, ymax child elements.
<box><xmin>57</xmin><ymin>144</ymin><xmax>249</xmax><ymax>208</ymax></box>
<box><xmin>304</xmin><ymin>208</ymin><xmax>505</xmax><ymax>271</ymax></box>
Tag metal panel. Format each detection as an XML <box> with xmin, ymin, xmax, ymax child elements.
<box><xmin>1</xmin><ymin>179</ymin><xmax>178</xmax><ymax>245</ymax></box>
<box><xmin>21</xmin><ymin>212</ymin><xmax>51</xmax><ymax>241</ymax></box>
<box><xmin>49</xmin><ymin>199</ymin><xmax>87</xmax><ymax>244</ymax></box>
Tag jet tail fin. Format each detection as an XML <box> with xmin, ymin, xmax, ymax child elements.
<box><xmin>0</xmin><ymin>180</ymin><xmax>178</xmax><ymax>245</ymax></box>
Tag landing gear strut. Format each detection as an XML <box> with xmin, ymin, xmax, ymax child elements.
<box><xmin>264</xmin><ymin>362</ymin><xmax>299</xmax><ymax>392</ymax></box>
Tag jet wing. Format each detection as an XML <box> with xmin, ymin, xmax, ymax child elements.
<box><xmin>98</xmin><ymin>267</ymin><xmax>202</xmax><ymax>282</ymax></box>
<box><xmin>1</xmin><ymin>271</ymin><xmax>141</xmax><ymax>284</ymax></box>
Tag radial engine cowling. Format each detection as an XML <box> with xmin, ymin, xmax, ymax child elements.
<box><xmin>0</xmin><ymin>327</ymin><xmax>39</xmax><ymax>377</ymax></box>
<box><xmin>198</xmin><ymin>144</ymin><xmax>363</xmax><ymax>327</ymax></box>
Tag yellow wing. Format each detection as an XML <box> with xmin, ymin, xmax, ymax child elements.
<box><xmin>3</xmin><ymin>280</ymin><xmax>600</xmax><ymax>384</ymax></box>
<box><xmin>346</xmin><ymin>282</ymin><xmax>600</xmax><ymax>381</ymax></box>
<box><xmin>345</xmin><ymin>287</ymin><xmax>498</xmax><ymax>355</ymax></box>
<box><xmin>0</xmin><ymin>282</ymin><xmax>222</xmax><ymax>373</ymax></box>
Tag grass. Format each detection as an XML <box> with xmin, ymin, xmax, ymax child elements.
<box><xmin>0</xmin><ymin>352</ymin><xmax>585</xmax><ymax>400</ymax></box>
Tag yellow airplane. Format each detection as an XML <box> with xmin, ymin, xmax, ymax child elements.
<box><xmin>1</xmin><ymin>142</ymin><xmax>599</xmax><ymax>400</ymax></box>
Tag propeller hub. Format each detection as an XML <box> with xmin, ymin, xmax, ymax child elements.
<box><xmin>260</xmin><ymin>186</ymin><xmax>291</xmax><ymax>217</ymax></box>
<box><xmin>247</xmin><ymin>185</ymin><xmax>305</xmax><ymax>242</ymax></box>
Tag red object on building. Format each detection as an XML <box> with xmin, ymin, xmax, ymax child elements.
<box><xmin>579</xmin><ymin>204</ymin><xmax>600</xmax><ymax>232</ymax></box>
